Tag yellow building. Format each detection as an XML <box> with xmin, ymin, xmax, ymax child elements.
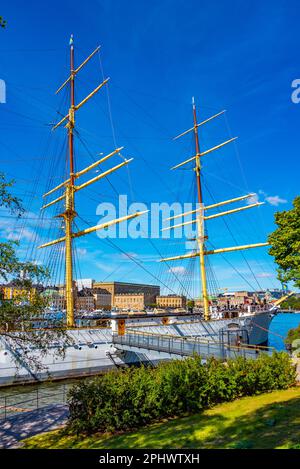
<box><xmin>156</xmin><ymin>295</ymin><xmax>187</xmax><ymax>309</ymax></box>
<box><xmin>114</xmin><ymin>292</ymin><xmax>156</xmax><ymax>311</ymax></box>
<box><xmin>1</xmin><ymin>286</ymin><xmax>36</xmax><ymax>301</ymax></box>
<box><xmin>93</xmin><ymin>281</ymin><xmax>160</xmax><ymax>307</ymax></box>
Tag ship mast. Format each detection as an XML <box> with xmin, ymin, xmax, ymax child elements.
<box><xmin>39</xmin><ymin>37</ymin><xmax>148</xmax><ymax>327</ymax></box>
<box><xmin>65</xmin><ymin>35</ymin><xmax>76</xmax><ymax>327</ymax></box>
<box><xmin>160</xmin><ymin>99</ymin><xmax>269</xmax><ymax>320</ymax></box>
<box><xmin>192</xmin><ymin>98</ymin><xmax>210</xmax><ymax>320</ymax></box>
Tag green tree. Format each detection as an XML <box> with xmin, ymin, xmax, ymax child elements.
<box><xmin>280</xmin><ymin>296</ymin><xmax>300</xmax><ymax>311</ymax></box>
<box><xmin>268</xmin><ymin>196</ymin><xmax>300</xmax><ymax>288</ymax></box>
<box><xmin>0</xmin><ymin>173</ymin><xmax>71</xmax><ymax>371</ymax></box>
<box><xmin>0</xmin><ymin>16</ymin><xmax>6</xmax><ymax>28</ymax></box>
<box><xmin>0</xmin><ymin>173</ymin><xmax>24</xmax><ymax>216</ymax></box>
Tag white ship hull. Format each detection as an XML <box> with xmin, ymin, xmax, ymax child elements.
<box><xmin>0</xmin><ymin>310</ymin><xmax>276</xmax><ymax>387</ymax></box>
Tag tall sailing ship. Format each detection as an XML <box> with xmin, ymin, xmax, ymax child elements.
<box><xmin>0</xmin><ymin>38</ymin><xmax>288</xmax><ymax>386</ymax></box>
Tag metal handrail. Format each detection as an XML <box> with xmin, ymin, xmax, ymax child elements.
<box><xmin>122</xmin><ymin>329</ymin><xmax>273</xmax><ymax>353</ymax></box>
<box><xmin>0</xmin><ymin>385</ymin><xmax>68</xmax><ymax>420</ymax></box>
<box><xmin>113</xmin><ymin>331</ymin><xmax>271</xmax><ymax>361</ymax></box>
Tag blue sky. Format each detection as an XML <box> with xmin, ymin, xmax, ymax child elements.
<box><xmin>0</xmin><ymin>0</ymin><xmax>299</xmax><ymax>295</ymax></box>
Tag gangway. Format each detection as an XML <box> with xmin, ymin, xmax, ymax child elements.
<box><xmin>112</xmin><ymin>330</ymin><xmax>272</xmax><ymax>361</ymax></box>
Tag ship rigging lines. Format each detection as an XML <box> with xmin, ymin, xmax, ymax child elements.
<box><xmin>0</xmin><ymin>42</ymin><xmax>279</xmax><ymax>309</ymax></box>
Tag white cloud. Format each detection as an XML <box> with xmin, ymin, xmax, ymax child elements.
<box><xmin>247</xmin><ymin>191</ymin><xmax>287</xmax><ymax>207</ymax></box>
<box><xmin>259</xmin><ymin>190</ymin><xmax>267</xmax><ymax>196</ymax></box>
<box><xmin>265</xmin><ymin>195</ymin><xmax>287</xmax><ymax>206</ymax></box>
<box><xmin>168</xmin><ymin>266</ymin><xmax>186</xmax><ymax>275</ymax></box>
<box><xmin>256</xmin><ymin>272</ymin><xmax>273</xmax><ymax>278</ymax></box>
<box><xmin>0</xmin><ymin>207</ymin><xmax>58</xmax><ymax>246</ymax></box>
<box><xmin>6</xmin><ymin>227</ymin><xmax>38</xmax><ymax>242</ymax></box>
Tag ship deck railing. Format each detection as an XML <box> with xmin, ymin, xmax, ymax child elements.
<box><xmin>113</xmin><ymin>330</ymin><xmax>274</xmax><ymax>360</ymax></box>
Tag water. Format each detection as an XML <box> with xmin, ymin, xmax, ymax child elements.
<box><xmin>0</xmin><ymin>379</ymin><xmax>74</xmax><ymax>418</ymax></box>
<box><xmin>269</xmin><ymin>312</ymin><xmax>300</xmax><ymax>351</ymax></box>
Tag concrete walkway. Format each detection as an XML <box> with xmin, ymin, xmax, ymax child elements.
<box><xmin>0</xmin><ymin>404</ymin><xmax>69</xmax><ymax>448</ymax></box>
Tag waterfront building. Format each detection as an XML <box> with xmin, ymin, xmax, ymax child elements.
<box><xmin>156</xmin><ymin>295</ymin><xmax>187</xmax><ymax>309</ymax></box>
<box><xmin>93</xmin><ymin>281</ymin><xmax>160</xmax><ymax>307</ymax></box>
<box><xmin>114</xmin><ymin>292</ymin><xmax>157</xmax><ymax>310</ymax></box>
<box><xmin>42</xmin><ymin>288</ymin><xmax>66</xmax><ymax>310</ymax></box>
<box><xmin>93</xmin><ymin>290</ymin><xmax>112</xmax><ymax>310</ymax></box>
<box><xmin>75</xmin><ymin>294</ymin><xmax>95</xmax><ymax>311</ymax></box>
<box><xmin>216</xmin><ymin>291</ymin><xmax>264</xmax><ymax>309</ymax></box>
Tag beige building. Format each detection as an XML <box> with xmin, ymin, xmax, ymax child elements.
<box><xmin>93</xmin><ymin>281</ymin><xmax>160</xmax><ymax>307</ymax></box>
<box><xmin>114</xmin><ymin>292</ymin><xmax>156</xmax><ymax>311</ymax></box>
<box><xmin>34</xmin><ymin>281</ymin><xmax>160</xmax><ymax>312</ymax></box>
<box><xmin>156</xmin><ymin>295</ymin><xmax>187</xmax><ymax>309</ymax></box>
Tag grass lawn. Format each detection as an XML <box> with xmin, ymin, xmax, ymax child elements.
<box><xmin>22</xmin><ymin>387</ymin><xmax>300</xmax><ymax>449</ymax></box>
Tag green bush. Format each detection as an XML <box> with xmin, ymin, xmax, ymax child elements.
<box><xmin>67</xmin><ymin>352</ymin><xmax>296</xmax><ymax>435</ymax></box>
<box><xmin>286</xmin><ymin>324</ymin><xmax>300</xmax><ymax>346</ymax></box>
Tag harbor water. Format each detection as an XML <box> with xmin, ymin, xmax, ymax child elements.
<box><xmin>268</xmin><ymin>312</ymin><xmax>300</xmax><ymax>350</ymax></box>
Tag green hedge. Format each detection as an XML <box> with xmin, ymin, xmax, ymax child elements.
<box><xmin>67</xmin><ymin>352</ymin><xmax>296</xmax><ymax>434</ymax></box>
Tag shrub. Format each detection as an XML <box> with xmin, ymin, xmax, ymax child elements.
<box><xmin>67</xmin><ymin>352</ymin><xmax>296</xmax><ymax>435</ymax></box>
<box><xmin>286</xmin><ymin>324</ymin><xmax>300</xmax><ymax>346</ymax></box>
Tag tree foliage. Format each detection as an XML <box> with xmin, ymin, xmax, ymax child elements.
<box><xmin>0</xmin><ymin>173</ymin><xmax>71</xmax><ymax>371</ymax></box>
<box><xmin>268</xmin><ymin>196</ymin><xmax>300</xmax><ymax>288</ymax></box>
<box><xmin>281</xmin><ymin>295</ymin><xmax>300</xmax><ymax>311</ymax></box>
<box><xmin>0</xmin><ymin>173</ymin><xmax>24</xmax><ymax>216</ymax></box>
<box><xmin>0</xmin><ymin>16</ymin><xmax>6</xmax><ymax>28</ymax></box>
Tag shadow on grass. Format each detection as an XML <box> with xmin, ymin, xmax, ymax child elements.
<box><xmin>91</xmin><ymin>397</ymin><xmax>300</xmax><ymax>449</ymax></box>
<box><xmin>23</xmin><ymin>395</ymin><xmax>300</xmax><ymax>449</ymax></box>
